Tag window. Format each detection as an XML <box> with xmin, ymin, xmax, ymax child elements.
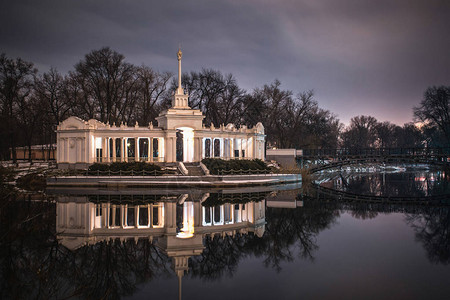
<box><xmin>126</xmin><ymin>206</ymin><xmax>135</xmax><ymax>227</ymax></box>
<box><xmin>138</xmin><ymin>205</ymin><xmax>150</xmax><ymax>227</ymax></box>
<box><xmin>214</xmin><ymin>139</ymin><xmax>221</xmax><ymax>157</ymax></box>
<box><xmin>205</xmin><ymin>139</ymin><xmax>211</xmax><ymax>158</ymax></box>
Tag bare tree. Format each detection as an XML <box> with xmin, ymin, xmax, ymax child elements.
<box><xmin>414</xmin><ymin>86</ymin><xmax>450</xmax><ymax>147</ymax></box>
<box><xmin>341</xmin><ymin>115</ymin><xmax>378</xmax><ymax>149</ymax></box>
<box><xmin>0</xmin><ymin>54</ymin><xmax>37</xmax><ymax>161</ymax></box>
<box><xmin>34</xmin><ymin>68</ymin><xmax>70</xmax><ymax>125</ymax></box>
<box><xmin>135</xmin><ymin>66</ymin><xmax>171</xmax><ymax>125</ymax></box>
<box><xmin>71</xmin><ymin>47</ymin><xmax>137</xmax><ymax>124</ymax></box>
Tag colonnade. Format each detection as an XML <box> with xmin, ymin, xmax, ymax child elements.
<box><xmin>59</xmin><ymin>200</ymin><xmax>253</xmax><ymax>230</ymax></box>
<box><xmin>95</xmin><ymin>137</ymin><xmax>165</xmax><ymax>163</ymax></box>
<box><xmin>58</xmin><ymin>133</ymin><xmax>264</xmax><ymax>165</ymax></box>
<box><xmin>201</xmin><ymin>137</ymin><xmax>256</xmax><ymax>159</ymax></box>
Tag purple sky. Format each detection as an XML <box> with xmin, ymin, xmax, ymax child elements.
<box><xmin>1</xmin><ymin>0</ymin><xmax>449</xmax><ymax>125</ymax></box>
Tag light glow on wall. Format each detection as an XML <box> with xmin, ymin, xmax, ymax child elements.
<box><xmin>95</xmin><ymin>137</ymin><xmax>102</xmax><ymax>149</ymax></box>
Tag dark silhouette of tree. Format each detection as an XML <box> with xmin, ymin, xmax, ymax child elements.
<box><xmin>244</xmin><ymin>81</ymin><xmax>340</xmax><ymax>149</ymax></box>
<box><xmin>70</xmin><ymin>47</ymin><xmax>138</xmax><ymax>124</ymax></box>
<box><xmin>174</xmin><ymin>69</ymin><xmax>245</xmax><ymax>126</ymax></box>
<box><xmin>0</xmin><ymin>54</ymin><xmax>37</xmax><ymax>161</ymax></box>
<box><xmin>341</xmin><ymin>115</ymin><xmax>378</xmax><ymax>149</ymax></box>
<box><xmin>135</xmin><ymin>66</ymin><xmax>171</xmax><ymax>125</ymax></box>
<box><xmin>414</xmin><ymin>86</ymin><xmax>450</xmax><ymax>147</ymax></box>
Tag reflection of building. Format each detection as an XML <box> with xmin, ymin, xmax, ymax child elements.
<box><xmin>56</xmin><ymin>50</ymin><xmax>265</xmax><ymax>169</ymax></box>
<box><xmin>56</xmin><ymin>193</ymin><xmax>265</xmax><ymax>299</ymax></box>
<box><xmin>56</xmin><ymin>196</ymin><xmax>265</xmax><ymax>249</ymax></box>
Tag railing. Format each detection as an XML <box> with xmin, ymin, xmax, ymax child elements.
<box><xmin>301</xmin><ymin>148</ymin><xmax>450</xmax><ymax>158</ymax></box>
<box><xmin>216</xmin><ymin>169</ymin><xmax>271</xmax><ymax>175</ymax></box>
<box><xmin>95</xmin><ymin>157</ymin><xmax>165</xmax><ymax>163</ymax></box>
<box><xmin>62</xmin><ymin>169</ymin><xmax>173</xmax><ymax>177</ymax></box>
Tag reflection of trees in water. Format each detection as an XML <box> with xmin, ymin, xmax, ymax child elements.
<box><xmin>190</xmin><ymin>233</ymin><xmax>256</xmax><ymax>280</ymax></box>
<box><xmin>0</xmin><ymin>197</ymin><xmax>59</xmax><ymax>299</ymax></box>
<box><xmin>406</xmin><ymin>206</ymin><xmax>450</xmax><ymax>265</ymax></box>
<box><xmin>258</xmin><ymin>202</ymin><xmax>339</xmax><ymax>272</ymax></box>
<box><xmin>0</xmin><ymin>197</ymin><xmax>171</xmax><ymax>299</ymax></box>
<box><xmin>340</xmin><ymin>171</ymin><xmax>449</xmax><ymax>197</ymax></box>
<box><xmin>190</xmin><ymin>201</ymin><xmax>340</xmax><ymax>276</ymax></box>
<box><xmin>2</xmin><ymin>195</ymin><xmax>450</xmax><ymax>298</ymax></box>
<box><xmin>72</xmin><ymin>239</ymin><xmax>170</xmax><ymax>299</ymax></box>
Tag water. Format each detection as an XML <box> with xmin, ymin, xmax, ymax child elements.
<box><xmin>2</xmin><ymin>167</ymin><xmax>450</xmax><ymax>299</ymax></box>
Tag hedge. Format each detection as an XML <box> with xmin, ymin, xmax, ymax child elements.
<box><xmin>88</xmin><ymin>162</ymin><xmax>162</xmax><ymax>173</ymax></box>
<box><xmin>201</xmin><ymin>158</ymin><xmax>270</xmax><ymax>175</ymax></box>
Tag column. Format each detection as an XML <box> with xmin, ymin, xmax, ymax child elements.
<box><xmin>65</xmin><ymin>138</ymin><xmax>69</xmax><ymax>162</ymax></box>
<box><xmin>194</xmin><ymin>137</ymin><xmax>201</xmax><ymax>162</ymax></box>
<box><xmin>102</xmin><ymin>138</ymin><xmax>108</xmax><ymax>163</ymax></box>
<box><xmin>82</xmin><ymin>137</ymin><xmax>86</xmax><ymax>163</ymax></box>
<box><xmin>210</xmin><ymin>138</ymin><xmax>213</xmax><ymax>158</ymax></box>
<box><xmin>135</xmin><ymin>137</ymin><xmax>139</xmax><ymax>162</ymax></box>
<box><xmin>77</xmin><ymin>138</ymin><xmax>82</xmax><ymax>162</ymax></box>
<box><xmin>121</xmin><ymin>138</ymin><xmax>126</xmax><ymax>162</ymax></box>
<box><xmin>230</xmin><ymin>139</ymin><xmax>234</xmax><ymax>159</ymax></box>
<box><xmin>165</xmin><ymin>137</ymin><xmax>172</xmax><ymax>163</ymax></box>
<box><xmin>148</xmin><ymin>138</ymin><xmax>152</xmax><ymax>162</ymax></box>
<box><xmin>160</xmin><ymin>138</ymin><xmax>164</xmax><ymax>162</ymax></box>
<box><xmin>172</xmin><ymin>137</ymin><xmax>176</xmax><ymax>162</ymax></box>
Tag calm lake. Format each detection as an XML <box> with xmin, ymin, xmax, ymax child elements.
<box><xmin>1</xmin><ymin>165</ymin><xmax>450</xmax><ymax>299</ymax></box>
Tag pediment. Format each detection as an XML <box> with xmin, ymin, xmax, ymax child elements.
<box><xmin>59</xmin><ymin>116</ymin><xmax>87</xmax><ymax>130</ymax></box>
<box><xmin>255</xmin><ymin>122</ymin><xmax>264</xmax><ymax>134</ymax></box>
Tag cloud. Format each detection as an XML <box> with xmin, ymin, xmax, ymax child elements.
<box><xmin>1</xmin><ymin>0</ymin><xmax>449</xmax><ymax>125</ymax></box>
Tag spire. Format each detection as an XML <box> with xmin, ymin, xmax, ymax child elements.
<box><xmin>171</xmin><ymin>47</ymin><xmax>189</xmax><ymax>108</ymax></box>
<box><xmin>177</xmin><ymin>48</ymin><xmax>184</xmax><ymax>95</ymax></box>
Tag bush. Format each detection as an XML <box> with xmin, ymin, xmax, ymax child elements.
<box><xmin>0</xmin><ymin>165</ymin><xmax>15</xmax><ymax>184</ymax></box>
<box><xmin>88</xmin><ymin>162</ymin><xmax>162</xmax><ymax>174</ymax></box>
<box><xmin>16</xmin><ymin>173</ymin><xmax>46</xmax><ymax>191</ymax></box>
<box><xmin>202</xmin><ymin>158</ymin><xmax>270</xmax><ymax>175</ymax></box>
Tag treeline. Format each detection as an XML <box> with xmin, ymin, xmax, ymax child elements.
<box><xmin>342</xmin><ymin>85</ymin><xmax>450</xmax><ymax>149</ymax></box>
<box><xmin>1</xmin><ymin>47</ymin><xmax>449</xmax><ymax>161</ymax></box>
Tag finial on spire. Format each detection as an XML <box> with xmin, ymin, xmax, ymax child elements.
<box><xmin>177</xmin><ymin>47</ymin><xmax>182</xmax><ymax>61</ymax></box>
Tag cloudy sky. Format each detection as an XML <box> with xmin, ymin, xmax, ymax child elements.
<box><xmin>1</xmin><ymin>0</ymin><xmax>449</xmax><ymax>125</ymax></box>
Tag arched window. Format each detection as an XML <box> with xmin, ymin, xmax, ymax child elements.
<box><xmin>153</xmin><ymin>138</ymin><xmax>159</xmax><ymax>159</ymax></box>
<box><xmin>127</xmin><ymin>138</ymin><xmax>135</xmax><ymax>161</ymax></box>
<box><xmin>214</xmin><ymin>139</ymin><xmax>221</xmax><ymax>157</ymax></box>
<box><xmin>205</xmin><ymin>139</ymin><xmax>211</xmax><ymax>158</ymax></box>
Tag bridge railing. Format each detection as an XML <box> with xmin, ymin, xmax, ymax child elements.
<box><xmin>301</xmin><ymin>147</ymin><xmax>450</xmax><ymax>158</ymax></box>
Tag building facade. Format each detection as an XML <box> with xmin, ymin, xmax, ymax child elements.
<box><xmin>56</xmin><ymin>50</ymin><xmax>265</xmax><ymax>169</ymax></box>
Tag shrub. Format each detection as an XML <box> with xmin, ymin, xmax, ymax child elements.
<box><xmin>201</xmin><ymin>158</ymin><xmax>270</xmax><ymax>175</ymax></box>
<box><xmin>88</xmin><ymin>162</ymin><xmax>162</xmax><ymax>174</ymax></box>
<box><xmin>16</xmin><ymin>173</ymin><xmax>46</xmax><ymax>191</ymax></box>
<box><xmin>0</xmin><ymin>165</ymin><xmax>15</xmax><ymax>184</ymax></box>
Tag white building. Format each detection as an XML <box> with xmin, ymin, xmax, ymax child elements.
<box><xmin>56</xmin><ymin>50</ymin><xmax>265</xmax><ymax>169</ymax></box>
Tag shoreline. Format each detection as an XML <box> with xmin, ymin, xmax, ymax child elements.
<box><xmin>46</xmin><ymin>173</ymin><xmax>302</xmax><ymax>188</ymax></box>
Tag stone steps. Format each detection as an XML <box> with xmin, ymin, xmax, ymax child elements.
<box><xmin>184</xmin><ymin>163</ymin><xmax>205</xmax><ymax>176</ymax></box>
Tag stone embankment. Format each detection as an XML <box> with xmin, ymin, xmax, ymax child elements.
<box><xmin>46</xmin><ymin>173</ymin><xmax>301</xmax><ymax>188</ymax></box>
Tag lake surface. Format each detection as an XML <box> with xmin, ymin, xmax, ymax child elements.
<box><xmin>316</xmin><ymin>164</ymin><xmax>450</xmax><ymax>197</ymax></box>
<box><xmin>1</xmin><ymin>167</ymin><xmax>450</xmax><ymax>299</ymax></box>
